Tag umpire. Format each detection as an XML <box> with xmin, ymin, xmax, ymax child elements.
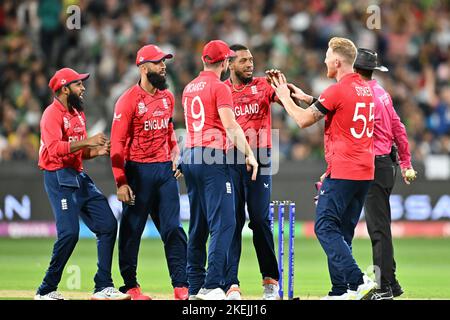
<box><xmin>354</xmin><ymin>49</ymin><xmax>417</xmax><ymax>300</ymax></box>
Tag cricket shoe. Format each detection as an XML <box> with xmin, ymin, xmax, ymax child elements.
<box><xmin>91</xmin><ymin>287</ymin><xmax>131</xmax><ymax>300</ymax></box>
<box><xmin>348</xmin><ymin>275</ymin><xmax>377</xmax><ymax>300</ymax></box>
<box><xmin>320</xmin><ymin>292</ymin><xmax>356</xmax><ymax>300</ymax></box>
<box><xmin>262</xmin><ymin>277</ymin><xmax>280</xmax><ymax>300</ymax></box>
<box><xmin>34</xmin><ymin>291</ymin><xmax>65</xmax><ymax>300</ymax></box>
<box><xmin>195</xmin><ymin>288</ymin><xmax>226</xmax><ymax>300</ymax></box>
<box><xmin>370</xmin><ymin>287</ymin><xmax>394</xmax><ymax>300</ymax></box>
<box><xmin>125</xmin><ymin>286</ymin><xmax>151</xmax><ymax>300</ymax></box>
<box><xmin>188</xmin><ymin>294</ymin><xmax>200</xmax><ymax>300</ymax></box>
<box><xmin>226</xmin><ymin>284</ymin><xmax>242</xmax><ymax>300</ymax></box>
<box><xmin>391</xmin><ymin>281</ymin><xmax>404</xmax><ymax>297</ymax></box>
<box><xmin>174</xmin><ymin>287</ymin><xmax>189</xmax><ymax>300</ymax></box>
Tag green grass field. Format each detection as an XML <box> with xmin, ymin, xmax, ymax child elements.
<box><xmin>0</xmin><ymin>237</ymin><xmax>449</xmax><ymax>299</ymax></box>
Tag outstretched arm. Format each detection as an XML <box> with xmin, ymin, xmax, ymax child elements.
<box><xmin>268</xmin><ymin>72</ymin><xmax>326</xmax><ymax>128</ymax></box>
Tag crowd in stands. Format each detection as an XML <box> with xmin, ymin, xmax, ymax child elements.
<box><xmin>1</xmin><ymin>0</ymin><xmax>449</xmax><ymax>163</ymax></box>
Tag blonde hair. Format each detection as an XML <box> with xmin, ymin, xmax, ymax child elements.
<box><xmin>328</xmin><ymin>37</ymin><xmax>357</xmax><ymax>65</ymax></box>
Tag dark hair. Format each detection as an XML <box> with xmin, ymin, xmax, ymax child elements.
<box><xmin>229</xmin><ymin>44</ymin><xmax>248</xmax><ymax>62</ymax></box>
<box><xmin>230</xmin><ymin>44</ymin><xmax>248</xmax><ymax>52</ymax></box>
<box><xmin>354</xmin><ymin>67</ymin><xmax>373</xmax><ymax>80</ymax></box>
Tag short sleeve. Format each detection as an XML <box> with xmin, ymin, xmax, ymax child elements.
<box><xmin>166</xmin><ymin>90</ymin><xmax>176</xmax><ymax>116</ymax></box>
<box><xmin>318</xmin><ymin>84</ymin><xmax>339</xmax><ymax>112</ymax></box>
<box><xmin>215</xmin><ymin>83</ymin><xmax>233</xmax><ymax>110</ymax></box>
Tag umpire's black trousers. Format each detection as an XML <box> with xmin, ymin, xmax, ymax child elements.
<box><xmin>364</xmin><ymin>155</ymin><xmax>399</xmax><ymax>290</ymax></box>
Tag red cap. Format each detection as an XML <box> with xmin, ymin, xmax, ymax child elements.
<box><xmin>48</xmin><ymin>68</ymin><xmax>90</xmax><ymax>92</ymax></box>
<box><xmin>136</xmin><ymin>44</ymin><xmax>173</xmax><ymax>66</ymax></box>
<box><xmin>202</xmin><ymin>40</ymin><xmax>236</xmax><ymax>63</ymax></box>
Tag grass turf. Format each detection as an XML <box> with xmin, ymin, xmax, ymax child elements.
<box><xmin>0</xmin><ymin>237</ymin><xmax>449</xmax><ymax>299</ymax></box>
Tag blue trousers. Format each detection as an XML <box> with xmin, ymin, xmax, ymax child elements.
<box><xmin>118</xmin><ymin>161</ymin><xmax>188</xmax><ymax>289</ymax></box>
<box><xmin>38</xmin><ymin>168</ymin><xmax>117</xmax><ymax>295</ymax></box>
<box><xmin>224</xmin><ymin>148</ymin><xmax>278</xmax><ymax>290</ymax></box>
<box><xmin>315</xmin><ymin>177</ymin><xmax>371</xmax><ymax>294</ymax></box>
<box><xmin>182</xmin><ymin>147</ymin><xmax>236</xmax><ymax>295</ymax></box>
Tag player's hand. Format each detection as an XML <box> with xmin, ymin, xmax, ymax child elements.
<box><xmin>87</xmin><ymin>133</ymin><xmax>107</xmax><ymax>147</ymax></box>
<box><xmin>265</xmin><ymin>69</ymin><xmax>282</xmax><ymax>84</ymax></box>
<box><xmin>117</xmin><ymin>184</ymin><xmax>135</xmax><ymax>205</ymax></box>
<box><xmin>401</xmin><ymin>167</ymin><xmax>417</xmax><ymax>185</ymax></box>
<box><xmin>319</xmin><ymin>172</ymin><xmax>326</xmax><ymax>183</ymax></box>
<box><xmin>268</xmin><ymin>72</ymin><xmax>291</xmax><ymax>100</ymax></box>
<box><xmin>287</xmin><ymin>83</ymin><xmax>312</xmax><ymax>104</ymax></box>
<box><xmin>172</xmin><ymin>162</ymin><xmax>183</xmax><ymax>179</ymax></box>
<box><xmin>246</xmin><ymin>155</ymin><xmax>259</xmax><ymax>181</ymax></box>
<box><xmin>313</xmin><ymin>181</ymin><xmax>322</xmax><ymax>206</ymax></box>
<box><xmin>96</xmin><ymin>141</ymin><xmax>110</xmax><ymax>156</ymax></box>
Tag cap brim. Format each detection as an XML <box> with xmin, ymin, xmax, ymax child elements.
<box><xmin>228</xmin><ymin>50</ymin><xmax>236</xmax><ymax>58</ymax></box>
<box><xmin>374</xmin><ymin>65</ymin><xmax>388</xmax><ymax>72</ymax></box>
<box><xmin>65</xmin><ymin>73</ymin><xmax>90</xmax><ymax>87</ymax></box>
<box><xmin>138</xmin><ymin>53</ymin><xmax>173</xmax><ymax>65</ymax></box>
<box><xmin>78</xmin><ymin>73</ymin><xmax>90</xmax><ymax>81</ymax></box>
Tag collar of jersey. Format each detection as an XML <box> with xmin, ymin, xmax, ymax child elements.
<box><xmin>53</xmin><ymin>97</ymin><xmax>82</xmax><ymax>118</ymax></box>
<box><xmin>53</xmin><ymin>97</ymin><xmax>75</xmax><ymax>114</ymax></box>
<box><xmin>136</xmin><ymin>82</ymin><xmax>160</xmax><ymax>97</ymax></box>
<box><xmin>338</xmin><ymin>72</ymin><xmax>359</xmax><ymax>83</ymax></box>
<box><xmin>199</xmin><ymin>70</ymin><xmax>219</xmax><ymax>79</ymax></box>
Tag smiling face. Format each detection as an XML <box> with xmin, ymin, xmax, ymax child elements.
<box><xmin>66</xmin><ymin>80</ymin><xmax>85</xmax><ymax>98</ymax></box>
<box><xmin>63</xmin><ymin>80</ymin><xmax>85</xmax><ymax>111</ymax></box>
<box><xmin>230</xmin><ymin>49</ymin><xmax>254</xmax><ymax>84</ymax></box>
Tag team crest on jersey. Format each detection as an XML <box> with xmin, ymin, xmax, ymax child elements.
<box><xmin>138</xmin><ymin>102</ymin><xmax>148</xmax><ymax>115</ymax></box>
<box><xmin>251</xmin><ymin>85</ymin><xmax>258</xmax><ymax>95</ymax></box>
<box><xmin>63</xmin><ymin>117</ymin><xmax>70</xmax><ymax>129</ymax></box>
<box><xmin>162</xmin><ymin>98</ymin><xmax>169</xmax><ymax>109</ymax></box>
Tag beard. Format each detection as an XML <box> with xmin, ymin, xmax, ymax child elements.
<box><xmin>147</xmin><ymin>71</ymin><xmax>168</xmax><ymax>90</ymax></box>
<box><xmin>234</xmin><ymin>69</ymin><xmax>253</xmax><ymax>85</ymax></box>
<box><xmin>67</xmin><ymin>90</ymin><xmax>84</xmax><ymax>112</ymax></box>
<box><xmin>326</xmin><ymin>66</ymin><xmax>337</xmax><ymax>79</ymax></box>
<box><xmin>220</xmin><ymin>68</ymin><xmax>230</xmax><ymax>81</ymax></box>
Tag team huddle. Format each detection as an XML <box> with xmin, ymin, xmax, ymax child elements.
<box><xmin>34</xmin><ymin>37</ymin><xmax>415</xmax><ymax>300</ymax></box>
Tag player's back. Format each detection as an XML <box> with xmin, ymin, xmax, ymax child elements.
<box><xmin>320</xmin><ymin>72</ymin><xmax>375</xmax><ymax>180</ymax></box>
<box><xmin>182</xmin><ymin>70</ymin><xmax>232</xmax><ymax>150</ymax></box>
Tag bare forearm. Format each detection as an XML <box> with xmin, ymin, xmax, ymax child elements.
<box><xmin>82</xmin><ymin>147</ymin><xmax>98</xmax><ymax>159</ymax></box>
<box><xmin>70</xmin><ymin>140</ymin><xmax>91</xmax><ymax>153</ymax></box>
<box><xmin>279</xmin><ymin>96</ymin><xmax>316</xmax><ymax>128</ymax></box>
<box><xmin>225</xmin><ymin>124</ymin><xmax>254</xmax><ymax>158</ymax></box>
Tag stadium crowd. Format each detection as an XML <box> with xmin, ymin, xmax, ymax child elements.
<box><xmin>0</xmin><ymin>0</ymin><xmax>449</xmax><ymax>162</ymax></box>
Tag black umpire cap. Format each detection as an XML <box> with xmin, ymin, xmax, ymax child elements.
<box><xmin>354</xmin><ymin>48</ymin><xmax>388</xmax><ymax>72</ymax></box>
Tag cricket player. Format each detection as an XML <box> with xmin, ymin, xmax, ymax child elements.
<box><xmin>35</xmin><ymin>68</ymin><xmax>130</xmax><ymax>300</ymax></box>
<box><xmin>355</xmin><ymin>48</ymin><xmax>415</xmax><ymax>300</ymax></box>
<box><xmin>223</xmin><ymin>44</ymin><xmax>280</xmax><ymax>300</ymax></box>
<box><xmin>181</xmin><ymin>40</ymin><xmax>258</xmax><ymax>300</ymax></box>
<box><xmin>110</xmin><ymin>44</ymin><xmax>188</xmax><ymax>300</ymax></box>
<box><xmin>268</xmin><ymin>37</ymin><xmax>378</xmax><ymax>300</ymax></box>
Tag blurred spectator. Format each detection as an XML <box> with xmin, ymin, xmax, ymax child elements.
<box><xmin>0</xmin><ymin>0</ymin><xmax>449</xmax><ymax>163</ymax></box>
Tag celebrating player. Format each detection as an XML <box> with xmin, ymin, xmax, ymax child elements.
<box><xmin>268</xmin><ymin>37</ymin><xmax>378</xmax><ymax>300</ymax></box>
<box><xmin>110</xmin><ymin>44</ymin><xmax>189</xmax><ymax>300</ymax></box>
<box><xmin>181</xmin><ymin>40</ymin><xmax>258</xmax><ymax>300</ymax></box>
<box><xmin>223</xmin><ymin>44</ymin><xmax>280</xmax><ymax>300</ymax></box>
<box><xmin>355</xmin><ymin>48</ymin><xmax>415</xmax><ymax>299</ymax></box>
<box><xmin>35</xmin><ymin>68</ymin><xmax>130</xmax><ymax>300</ymax></box>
